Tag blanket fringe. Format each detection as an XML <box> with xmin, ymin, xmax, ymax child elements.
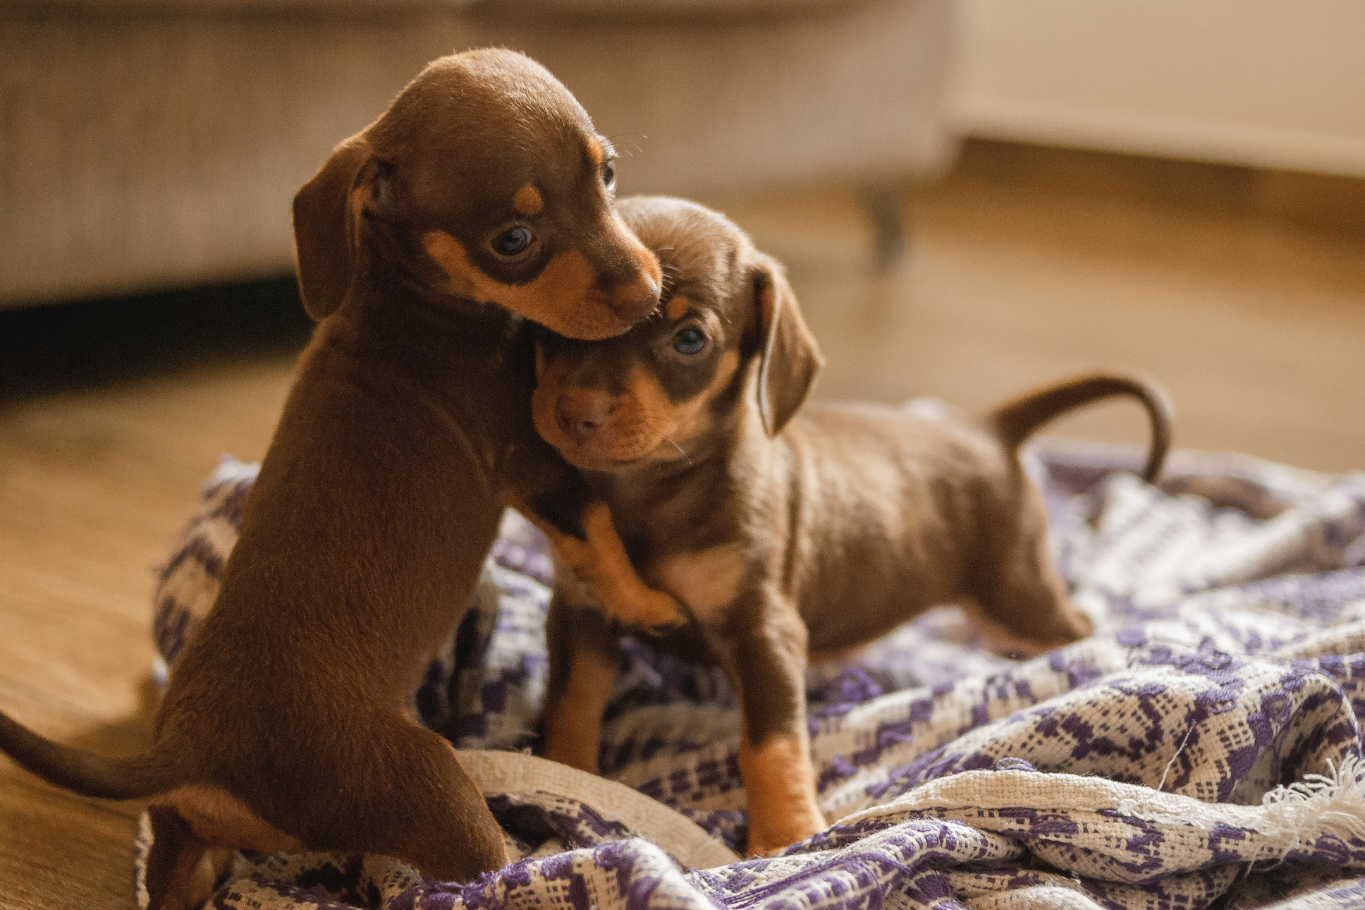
<box><xmin>1114</xmin><ymin>754</ymin><xmax>1365</xmax><ymax>856</ymax></box>
<box><xmin>1256</xmin><ymin>755</ymin><xmax>1365</xmax><ymax>850</ymax></box>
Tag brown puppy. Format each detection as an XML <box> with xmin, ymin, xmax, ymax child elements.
<box><xmin>0</xmin><ymin>50</ymin><xmax>670</xmax><ymax>910</ymax></box>
<box><xmin>534</xmin><ymin>196</ymin><xmax>1173</xmax><ymax>857</ymax></box>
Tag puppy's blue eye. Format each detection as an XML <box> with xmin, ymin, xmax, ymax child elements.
<box><xmin>672</xmin><ymin>327</ymin><xmax>707</xmax><ymax>356</ymax></box>
<box><xmin>603</xmin><ymin>162</ymin><xmax>616</xmax><ymax>190</ymax></box>
<box><xmin>492</xmin><ymin>226</ymin><xmax>533</xmax><ymax>257</ymax></box>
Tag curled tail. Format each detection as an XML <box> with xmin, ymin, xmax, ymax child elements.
<box><xmin>987</xmin><ymin>371</ymin><xmax>1174</xmax><ymax>482</ymax></box>
<box><xmin>0</xmin><ymin>708</ymin><xmax>176</xmax><ymax>800</ymax></box>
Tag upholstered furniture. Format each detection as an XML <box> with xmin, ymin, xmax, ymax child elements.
<box><xmin>1</xmin><ymin>0</ymin><xmax>956</xmax><ymax>306</ymax></box>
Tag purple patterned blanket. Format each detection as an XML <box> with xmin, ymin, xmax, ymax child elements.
<box><xmin>146</xmin><ymin>434</ymin><xmax>1365</xmax><ymax>910</ymax></box>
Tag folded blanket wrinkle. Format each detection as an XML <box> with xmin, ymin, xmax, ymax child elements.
<box><xmin>143</xmin><ymin>433</ymin><xmax>1365</xmax><ymax>910</ymax></box>
<box><xmin>831</xmin><ymin>758</ymin><xmax>1365</xmax><ymax>880</ymax></box>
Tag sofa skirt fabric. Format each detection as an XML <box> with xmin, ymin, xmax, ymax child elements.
<box><xmin>1</xmin><ymin>0</ymin><xmax>954</xmax><ymax>304</ymax></box>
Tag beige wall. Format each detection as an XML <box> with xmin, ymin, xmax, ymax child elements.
<box><xmin>952</xmin><ymin>0</ymin><xmax>1365</xmax><ymax>177</ymax></box>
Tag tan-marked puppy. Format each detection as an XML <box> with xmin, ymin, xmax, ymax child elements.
<box><xmin>0</xmin><ymin>49</ymin><xmax>673</xmax><ymax>910</ymax></box>
<box><xmin>534</xmin><ymin>196</ymin><xmax>1174</xmax><ymax>857</ymax></box>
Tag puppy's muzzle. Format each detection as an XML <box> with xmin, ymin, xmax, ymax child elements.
<box><xmin>604</xmin><ymin>272</ymin><xmax>661</xmax><ymax>328</ymax></box>
<box><xmin>555</xmin><ymin>387</ymin><xmax>615</xmax><ymax>446</ymax></box>
<box><xmin>595</xmin><ymin>231</ymin><xmax>663</xmax><ymax>329</ymax></box>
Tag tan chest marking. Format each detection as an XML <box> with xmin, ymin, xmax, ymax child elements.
<box><xmin>167</xmin><ymin>784</ymin><xmax>305</xmax><ymax>854</ymax></box>
<box><xmin>652</xmin><ymin>543</ymin><xmax>747</xmax><ymax>620</ymax></box>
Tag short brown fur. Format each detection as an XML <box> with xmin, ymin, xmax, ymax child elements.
<box><xmin>536</xmin><ymin>195</ymin><xmax>1173</xmax><ymax>857</ymax></box>
<box><xmin>0</xmin><ymin>50</ymin><xmax>665</xmax><ymax>909</ymax></box>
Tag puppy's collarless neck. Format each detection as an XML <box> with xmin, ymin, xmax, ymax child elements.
<box><xmin>591</xmin><ymin>448</ymin><xmax>727</xmax><ymax>504</ymax></box>
<box><xmin>343</xmin><ymin>281</ymin><xmax>524</xmax><ymax>350</ymax></box>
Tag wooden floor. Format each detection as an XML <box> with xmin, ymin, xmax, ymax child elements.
<box><xmin>0</xmin><ymin>141</ymin><xmax>1362</xmax><ymax>908</ymax></box>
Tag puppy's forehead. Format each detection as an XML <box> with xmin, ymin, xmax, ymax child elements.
<box><xmin>619</xmin><ymin>198</ymin><xmax>753</xmax><ymax>309</ymax></box>
<box><xmin>369</xmin><ymin>49</ymin><xmax>598</xmax><ymax>186</ymax></box>
<box><xmin>419</xmin><ymin>49</ymin><xmax>592</xmax><ymax>132</ymax></box>
<box><xmin>363</xmin><ymin>51</ymin><xmax>609</xmax><ymax>223</ymax></box>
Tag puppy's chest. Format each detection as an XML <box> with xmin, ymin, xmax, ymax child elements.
<box><xmin>605</xmin><ymin>487</ymin><xmax>748</xmax><ymax>622</ymax></box>
<box><xmin>642</xmin><ymin>542</ymin><xmax>749</xmax><ymax>623</ymax></box>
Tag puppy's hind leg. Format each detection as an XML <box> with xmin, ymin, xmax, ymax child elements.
<box><xmin>966</xmin><ymin>487</ymin><xmax>1091</xmax><ymax>658</ymax></box>
<box><xmin>349</xmin><ymin>721</ymin><xmax>510</xmax><ymax>884</ymax></box>
<box><xmin>142</xmin><ymin>806</ymin><xmax>233</xmax><ymax>910</ymax></box>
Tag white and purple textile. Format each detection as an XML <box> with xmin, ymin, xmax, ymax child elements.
<box><xmin>145</xmin><ymin>434</ymin><xmax>1365</xmax><ymax>910</ymax></box>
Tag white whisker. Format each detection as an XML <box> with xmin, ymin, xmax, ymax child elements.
<box><xmin>666</xmin><ymin>437</ymin><xmax>692</xmax><ymax>466</ymax></box>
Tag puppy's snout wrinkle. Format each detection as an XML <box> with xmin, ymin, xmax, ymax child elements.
<box><xmin>557</xmin><ymin>389</ymin><xmax>614</xmax><ymax>443</ymax></box>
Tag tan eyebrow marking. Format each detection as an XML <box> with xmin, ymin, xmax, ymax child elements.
<box><xmin>513</xmin><ymin>185</ymin><xmax>544</xmax><ymax>216</ymax></box>
<box><xmin>666</xmin><ymin>293</ymin><xmax>691</xmax><ymax>322</ymax></box>
<box><xmin>587</xmin><ymin>138</ymin><xmax>607</xmax><ymax>168</ymax></box>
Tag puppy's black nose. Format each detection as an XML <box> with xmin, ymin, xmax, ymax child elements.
<box><xmin>556</xmin><ymin>389</ymin><xmax>614</xmax><ymax>444</ymax></box>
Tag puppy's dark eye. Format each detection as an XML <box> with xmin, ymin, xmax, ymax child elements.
<box><xmin>492</xmin><ymin>226</ymin><xmax>533</xmax><ymax>258</ymax></box>
<box><xmin>672</xmin><ymin>326</ymin><xmax>708</xmax><ymax>356</ymax></box>
<box><xmin>602</xmin><ymin>161</ymin><xmax>616</xmax><ymax>191</ymax></box>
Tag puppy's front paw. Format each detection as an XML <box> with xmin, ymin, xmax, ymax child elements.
<box><xmin>741</xmin><ymin>735</ymin><xmax>826</xmax><ymax>857</ymax></box>
<box><xmin>746</xmin><ymin>812</ymin><xmax>826</xmax><ymax>858</ymax></box>
<box><xmin>597</xmin><ymin>584</ymin><xmax>687</xmax><ymax>634</ymax></box>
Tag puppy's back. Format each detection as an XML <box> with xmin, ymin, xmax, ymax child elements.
<box><xmin>777</xmin><ymin>403</ymin><xmax>1008</xmax><ymax>653</ymax></box>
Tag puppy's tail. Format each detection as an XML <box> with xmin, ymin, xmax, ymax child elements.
<box><xmin>986</xmin><ymin>371</ymin><xmax>1174</xmax><ymax>483</ymax></box>
<box><xmin>0</xmin><ymin>708</ymin><xmax>176</xmax><ymax>800</ymax></box>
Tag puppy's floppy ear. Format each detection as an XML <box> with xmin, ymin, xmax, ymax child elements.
<box><xmin>752</xmin><ymin>253</ymin><xmax>823</xmax><ymax>436</ymax></box>
<box><xmin>292</xmin><ymin>135</ymin><xmax>376</xmax><ymax>320</ymax></box>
